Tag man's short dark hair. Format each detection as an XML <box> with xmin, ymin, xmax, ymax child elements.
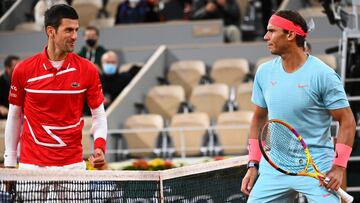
<box><xmin>4</xmin><ymin>55</ymin><xmax>19</xmax><ymax>68</ymax></box>
<box><xmin>44</xmin><ymin>4</ymin><xmax>78</xmax><ymax>31</ymax></box>
<box><xmin>274</xmin><ymin>10</ymin><xmax>308</xmax><ymax>48</ymax></box>
<box><xmin>85</xmin><ymin>26</ymin><xmax>100</xmax><ymax>36</ymax></box>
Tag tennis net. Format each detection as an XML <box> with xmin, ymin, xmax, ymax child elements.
<box><xmin>0</xmin><ymin>156</ymin><xmax>248</xmax><ymax>202</ymax></box>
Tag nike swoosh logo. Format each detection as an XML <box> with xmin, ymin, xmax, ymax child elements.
<box><xmin>297</xmin><ymin>85</ymin><xmax>308</xmax><ymax>88</ymax></box>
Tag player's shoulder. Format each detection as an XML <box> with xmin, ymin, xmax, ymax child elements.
<box><xmin>257</xmin><ymin>56</ymin><xmax>280</xmax><ymax>74</ymax></box>
<box><xmin>70</xmin><ymin>53</ymin><xmax>98</xmax><ymax>72</ymax></box>
<box><xmin>308</xmin><ymin>55</ymin><xmax>334</xmax><ymax>74</ymax></box>
<box><xmin>13</xmin><ymin>53</ymin><xmax>42</xmax><ymax>73</ymax></box>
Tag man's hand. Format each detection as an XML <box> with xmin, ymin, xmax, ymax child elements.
<box><xmin>89</xmin><ymin>148</ymin><xmax>107</xmax><ymax>170</ymax></box>
<box><xmin>241</xmin><ymin>168</ymin><xmax>258</xmax><ymax>195</ymax></box>
<box><xmin>324</xmin><ymin>165</ymin><xmax>345</xmax><ymax>191</ymax></box>
<box><xmin>0</xmin><ymin>105</ymin><xmax>8</xmax><ymax>116</ymax></box>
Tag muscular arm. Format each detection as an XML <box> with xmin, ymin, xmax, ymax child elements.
<box><xmin>249</xmin><ymin>106</ymin><xmax>268</xmax><ymax>141</ymax></box>
<box><xmin>241</xmin><ymin>105</ymin><xmax>267</xmax><ymax>195</ymax></box>
<box><xmin>330</xmin><ymin>107</ymin><xmax>356</xmax><ymax>147</ymax></box>
<box><xmin>4</xmin><ymin>104</ymin><xmax>23</xmax><ymax>167</ymax></box>
<box><xmin>325</xmin><ymin>107</ymin><xmax>356</xmax><ymax>190</ymax></box>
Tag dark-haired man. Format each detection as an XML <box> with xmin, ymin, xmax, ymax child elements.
<box><xmin>4</xmin><ymin>4</ymin><xmax>107</xmax><ymax>170</ymax></box>
<box><xmin>0</xmin><ymin>55</ymin><xmax>19</xmax><ymax>119</ymax></box>
<box><xmin>241</xmin><ymin>10</ymin><xmax>355</xmax><ymax>202</ymax></box>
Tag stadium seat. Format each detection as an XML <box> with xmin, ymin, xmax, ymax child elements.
<box><xmin>210</xmin><ymin>58</ymin><xmax>250</xmax><ymax>87</ymax></box>
<box><xmin>106</xmin><ymin>0</ymin><xmax>125</xmax><ymax>18</ymax></box>
<box><xmin>15</xmin><ymin>22</ymin><xmax>42</xmax><ymax>32</ymax></box>
<box><xmin>170</xmin><ymin>112</ymin><xmax>210</xmax><ymax>156</ymax></box>
<box><xmin>119</xmin><ymin>62</ymin><xmax>144</xmax><ymax>73</ymax></box>
<box><xmin>216</xmin><ymin>110</ymin><xmax>253</xmax><ymax>155</ymax></box>
<box><xmin>190</xmin><ymin>83</ymin><xmax>229</xmax><ymax>120</ymax></box>
<box><xmin>123</xmin><ymin>114</ymin><xmax>164</xmax><ymax>157</ymax></box>
<box><xmin>315</xmin><ymin>54</ymin><xmax>337</xmax><ymax>70</ymax></box>
<box><xmin>237</xmin><ymin>81</ymin><xmax>255</xmax><ymax>111</ymax></box>
<box><xmin>145</xmin><ymin>85</ymin><xmax>185</xmax><ymax>120</ymax></box>
<box><xmin>298</xmin><ymin>6</ymin><xmax>327</xmax><ymax>18</ymax></box>
<box><xmin>167</xmin><ymin>60</ymin><xmax>206</xmax><ymax>99</ymax></box>
<box><xmin>72</xmin><ymin>0</ymin><xmax>102</xmax><ymax>27</ymax></box>
<box><xmin>89</xmin><ymin>17</ymin><xmax>115</xmax><ymax>28</ymax></box>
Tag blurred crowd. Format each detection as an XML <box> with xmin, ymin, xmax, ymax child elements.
<box><xmin>1</xmin><ymin>0</ymin><xmax>285</xmax><ymax>42</ymax></box>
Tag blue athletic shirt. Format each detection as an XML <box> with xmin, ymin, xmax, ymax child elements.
<box><xmin>253</xmin><ymin>55</ymin><xmax>349</xmax><ymax>169</ymax></box>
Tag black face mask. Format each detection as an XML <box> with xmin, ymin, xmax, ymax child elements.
<box><xmin>86</xmin><ymin>39</ymin><xmax>97</xmax><ymax>47</ymax></box>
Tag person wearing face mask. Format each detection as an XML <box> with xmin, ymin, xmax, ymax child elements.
<box><xmin>100</xmin><ymin>51</ymin><xmax>141</xmax><ymax>109</ymax></box>
<box><xmin>78</xmin><ymin>26</ymin><xmax>107</xmax><ymax>72</ymax></box>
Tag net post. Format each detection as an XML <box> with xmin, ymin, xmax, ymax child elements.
<box><xmin>159</xmin><ymin>171</ymin><xmax>164</xmax><ymax>203</ymax></box>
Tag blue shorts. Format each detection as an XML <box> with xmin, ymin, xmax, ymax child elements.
<box><xmin>248</xmin><ymin>155</ymin><xmax>340</xmax><ymax>203</ymax></box>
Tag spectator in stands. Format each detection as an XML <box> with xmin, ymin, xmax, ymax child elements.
<box><xmin>0</xmin><ymin>55</ymin><xmax>19</xmax><ymax>119</ymax></box>
<box><xmin>34</xmin><ymin>0</ymin><xmax>69</xmax><ymax>29</ymax></box>
<box><xmin>260</xmin><ymin>0</ymin><xmax>282</xmax><ymax>36</ymax></box>
<box><xmin>100</xmin><ymin>51</ymin><xmax>141</xmax><ymax>109</ymax></box>
<box><xmin>115</xmin><ymin>0</ymin><xmax>148</xmax><ymax>24</ymax></box>
<box><xmin>161</xmin><ymin>0</ymin><xmax>192</xmax><ymax>21</ymax></box>
<box><xmin>191</xmin><ymin>0</ymin><xmax>240</xmax><ymax>42</ymax></box>
<box><xmin>4</xmin><ymin>4</ymin><xmax>107</xmax><ymax>170</ymax></box>
<box><xmin>78</xmin><ymin>26</ymin><xmax>107</xmax><ymax>72</ymax></box>
<box><xmin>145</xmin><ymin>0</ymin><xmax>161</xmax><ymax>22</ymax></box>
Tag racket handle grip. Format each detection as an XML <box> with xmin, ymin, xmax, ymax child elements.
<box><xmin>336</xmin><ymin>188</ymin><xmax>354</xmax><ymax>203</ymax></box>
<box><xmin>324</xmin><ymin>177</ymin><xmax>354</xmax><ymax>203</ymax></box>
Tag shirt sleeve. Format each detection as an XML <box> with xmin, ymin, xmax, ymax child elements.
<box><xmin>4</xmin><ymin>104</ymin><xmax>22</xmax><ymax>167</ymax></box>
<box><xmin>86</xmin><ymin>64</ymin><xmax>104</xmax><ymax>109</ymax></box>
<box><xmin>322</xmin><ymin>71</ymin><xmax>349</xmax><ymax>110</ymax></box>
<box><xmin>252</xmin><ymin>65</ymin><xmax>267</xmax><ymax>108</ymax></box>
<box><xmin>8</xmin><ymin>62</ymin><xmax>26</xmax><ymax>106</ymax></box>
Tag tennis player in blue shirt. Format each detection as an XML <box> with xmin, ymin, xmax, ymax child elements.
<box><xmin>241</xmin><ymin>10</ymin><xmax>356</xmax><ymax>202</ymax></box>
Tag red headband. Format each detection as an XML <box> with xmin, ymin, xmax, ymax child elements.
<box><xmin>268</xmin><ymin>15</ymin><xmax>307</xmax><ymax>37</ymax></box>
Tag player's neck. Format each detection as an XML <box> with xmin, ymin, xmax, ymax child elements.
<box><xmin>281</xmin><ymin>48</ymin><xmax>308</xmax><ymax>73</ymax></box>
<box><xmin>46</xmin><ymin>44</ymin><xmax>67</xmax><ymax>61</ymax></box>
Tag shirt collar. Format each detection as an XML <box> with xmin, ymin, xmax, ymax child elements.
<box><xmin>41</xmin><ymin>46</ymin><xmax>72</xmax><ymax>72</ymax></box>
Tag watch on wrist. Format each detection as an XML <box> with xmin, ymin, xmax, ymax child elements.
<box><xmin>247</xmin><ymin>161</ymin><xmax>259</xmax><ymax>170</ymax></box>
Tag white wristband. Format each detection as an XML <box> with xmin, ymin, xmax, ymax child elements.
<box><xmin>4</xmin><ymin>151</ymin><xmax>17</xmax><ymax>167</ymax></box>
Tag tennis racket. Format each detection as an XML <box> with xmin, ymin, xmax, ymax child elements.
<box><xmin>258</xmin><ymin>119</ymin><xmax>353</xmax><ymax>203</ymax></box>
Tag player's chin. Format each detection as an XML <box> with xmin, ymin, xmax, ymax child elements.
<box><xmin>66</xmin><ymin>44</ymin><xmax>75</xmax><ymax>52</ymax></box>
<box><xmin>66</xmin><ymin>47</ymin><xmax>74</xmax><ymax>53</ymax></box>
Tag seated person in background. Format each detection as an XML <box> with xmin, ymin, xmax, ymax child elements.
<box><xmin>0</xmin><ymin>55</ymin><xmax>19</xmax><ymax>119</ymax></box>
<box><xmin>191</xmin><ymin>0</ymin><xmax>240</xmax><ymax>42</ymax></box>
<box><xmin>101</xmin><ymin>51</ymin><xmax>141</xmax><ymax>109</ymax></box>
<box><xmin>115</xmin><ymin>0</ymin><xmax>157</xmax><ymax>24</ymax></box>
<box><xmin>78</xmin><ymin>26</ymin><xmax>107</xmax><ymax>72</ymax></box>
<box><xmin>34</xmin><ymin>0</ymin><xmax>69</xmax><ymax>28</ymax></box>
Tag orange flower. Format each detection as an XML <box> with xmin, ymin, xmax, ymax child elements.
<box><xmin>132</xmin><ymin>159</ymin><xmax>148</xmax><ymax>170</ymax></box>
<box><xmin>164</xmin><ymin>160</ymin><xmax>174</xmax><ymax>168</ymax></box>
<box><xmin>214</xmin><ymin>156</ymin><xmax>224</xmax><ymax>161</ymax></box>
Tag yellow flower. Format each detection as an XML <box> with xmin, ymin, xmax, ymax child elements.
<box><xmin>148</xmin><ymin>158</ymin><xmax>165</xmax><ymax>167</ymax></box>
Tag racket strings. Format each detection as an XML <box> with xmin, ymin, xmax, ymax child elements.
<box><xmin>261</xmin><ymin>122</ymin><xmax>307</xmax><ymax>174</ymax></box>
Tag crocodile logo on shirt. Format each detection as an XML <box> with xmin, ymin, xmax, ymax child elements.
<box><xmin>71</xmin><ymin>82</ymin><xmax>80</xmax><ymax>88</ymax></box>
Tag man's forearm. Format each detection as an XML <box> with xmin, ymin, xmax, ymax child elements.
<box><xmin>4</xmin><ymin>104</ymin><xmax>22</xmax><ymax>167</ymax></box>
<box><xmin>90</xmin><ymin>103</ymin><xmax>108</xmax><ymax>153</ymax></box>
